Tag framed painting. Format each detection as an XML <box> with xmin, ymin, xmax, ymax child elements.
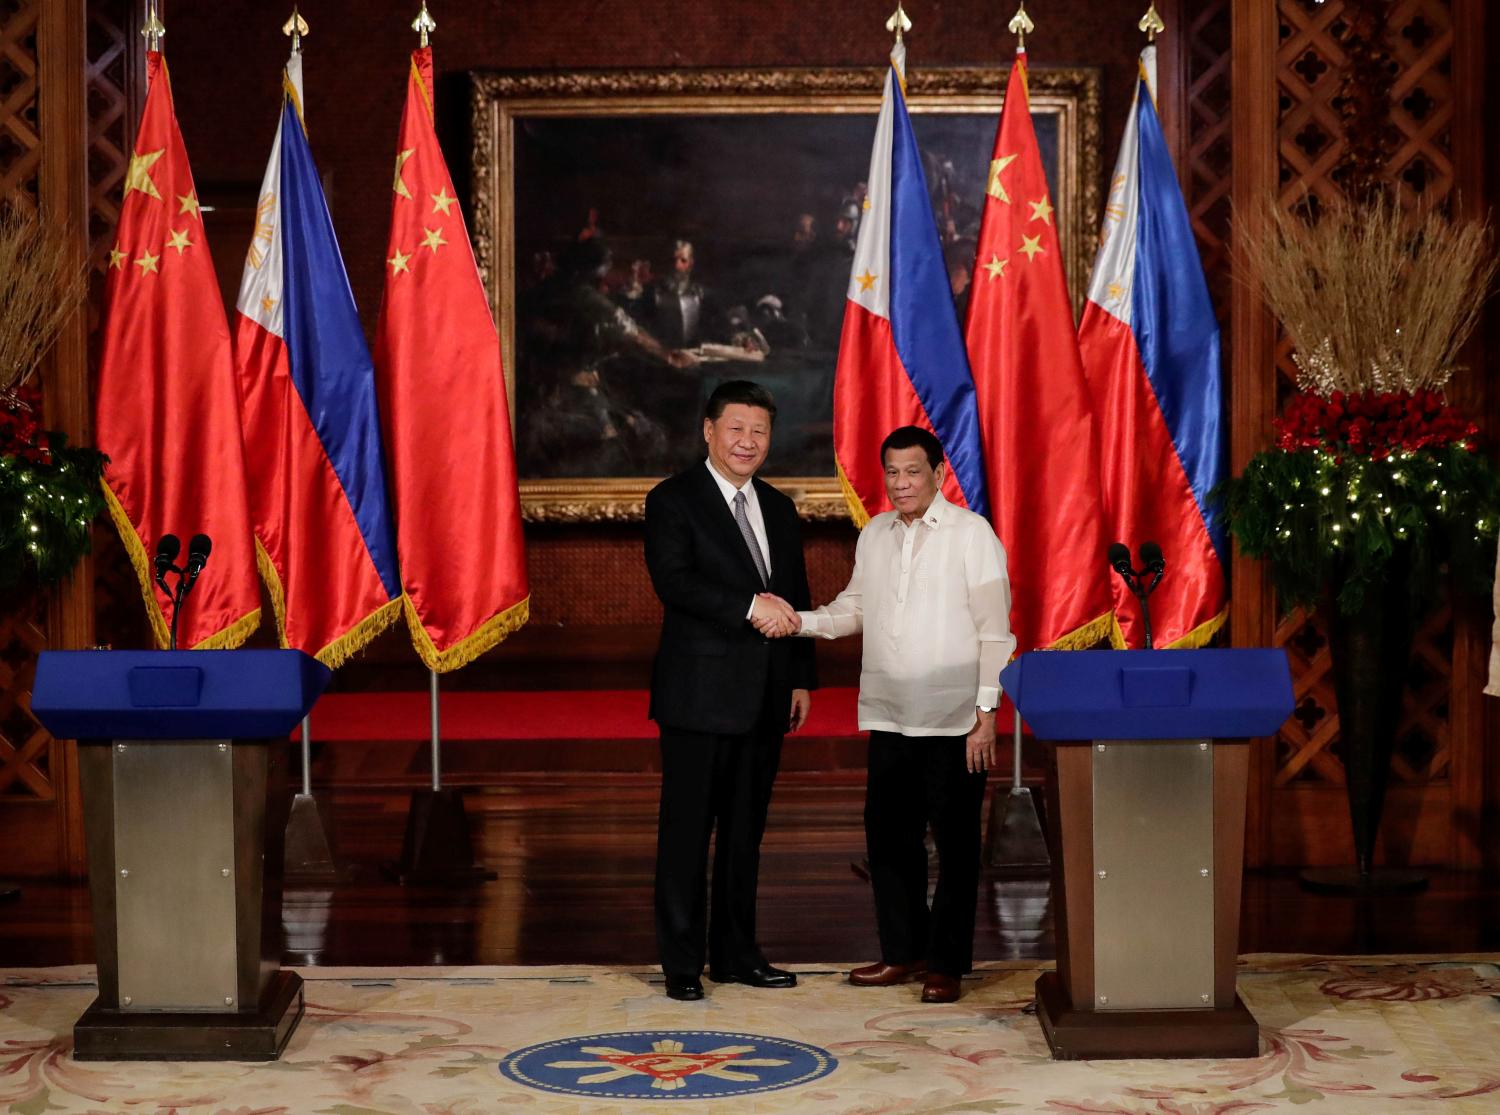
<box><xmin>471</xmin><ymin>65</ymin><xmax>1102</xmax><ymax>521</ymax></box>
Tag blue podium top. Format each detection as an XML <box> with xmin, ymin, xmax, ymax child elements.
<box><xmin>30</xmin><ymin>650</ymin><xmax>332</xmax><ymax>741</ymax></box>
<box><xmin>998</xmin><ymin>649</ymin><xmax>1293</xmax><ymax>741</ymax></box>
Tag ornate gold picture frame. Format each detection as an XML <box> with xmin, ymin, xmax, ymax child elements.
<box><xmin>471</xmin><ymin>66</ymin><xmax>1101</xmax><ymax>522</ymax></box>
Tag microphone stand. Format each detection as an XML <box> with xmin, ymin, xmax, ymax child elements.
<box><xmin>155</xmin><ymin>563</ymin><xmax>186</xmax><ymax>651</ymax></box>
<box><xmin>1110</xmin><ymin>559</ymin><xmax>1164</xmax><ymax>649</ymax></box>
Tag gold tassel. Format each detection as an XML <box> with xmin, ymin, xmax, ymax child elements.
<box><xmin>835</xmin><ymin>459</ymin><xmax>871</xmax><ymax>529</ymax></box>
<box><xmin>100</xmin><ymin>480</ymin><xmax>259</xmax><ymax>650</ymax></box>
<box><xmin>403</xmin><ymin>593</ymin><xmax>530</xmax><ymax>673</ymax></box>
<box><xmin>1044</xmin><ymin>610</ymin><xmax>1115</xmax><ymax>651</ymax></box>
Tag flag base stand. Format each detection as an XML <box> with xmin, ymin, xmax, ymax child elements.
<box><xmin>390</xmin><ymin>788</ymin><xmax>496</xmax><ymax>886</ymax></box>
<box><xmin>984</xmin><ymin>786</ymin><xmax>1051</xmax><ymax>876</ymax></box>
<box><xmin>284</xmin><ymin>793</ymin><xmax>339</xmax><ymax>883</ymax></box>
<box><xmin>1298</xmin><ymin>866</ymin><xmax>1428</xmax><ymax>895</ymax></box>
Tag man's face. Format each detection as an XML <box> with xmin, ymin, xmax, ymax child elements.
<box><xmin>704</xmin><ymin>403</ymin><xmax>772</xmax><ymax>483</ymax></box>
<box><xmin>674</xmin><ymin>244</ymin><xmax>694</xmax><ymax>275</ymax></box>
<box><xmin>883</xmin><ymin>444</ymin><xmax>944</xmax><ymax>518</ymax></box>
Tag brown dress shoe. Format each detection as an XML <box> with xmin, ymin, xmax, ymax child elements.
<box><xmin>920</xmin><ymin>972</ymin><xmax>962</xmax><ymax>1003</ymax></box>
<box><xmin>848</xmin><ymin>960</ymin><xmax>927</xmax><ymax>987</ymax></box>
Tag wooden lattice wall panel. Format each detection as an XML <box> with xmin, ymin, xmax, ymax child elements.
<box><xmin>0</xmin><ymin>595</ymin><xmax>51</xmax><ymax>800</ymax></box>
<box><xmin>0</xmin><ymin>0</ymin><xmax>50</xmax><ymax>812</ymax></box>
<box><xmin>1183</xmin><ymin>0</ymin><xmax>1233</xmax><ymax>322</ymax></box>
<box><xmin>0</xmin><ymin>0</ymin><xmax>40</xmax><ymax>206</ymax></box>
<box><xmin>1266</xmin><ymin>0</ymin><xmax>1461</xmax><ymax>864</ymax></box>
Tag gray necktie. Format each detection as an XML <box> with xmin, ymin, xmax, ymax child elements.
<box><xmin>733</xmin><ymin>489</ymin><xmax>770</xmax><ymax>587</ymax></box>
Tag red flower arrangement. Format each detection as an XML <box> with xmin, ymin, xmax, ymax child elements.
<box><xmin>1274</xmin><ymin>388</ymin><xmax>1480</xmax><ymax>458</ymax></box>
<box><xmin>0</xmin><ymin>381</ymin><xmax>52</xmax><ymax>465</ymax></box>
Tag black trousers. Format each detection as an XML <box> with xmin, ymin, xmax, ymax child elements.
<box><xmin>655</xmin><ymin>691</ymin><xmax>784</xmax><ymax>980</ymax></box>
<box><xmin>865</xmin><ymin>729</ymin><xmax>988</xmax><ymax>978</ymax></box>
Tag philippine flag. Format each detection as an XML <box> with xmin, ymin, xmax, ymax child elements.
<box><xmin>233</xmin><ymin>49</ymin><xmax>402</xmax><ymax>667</ymax></box>
<box><xmin>1077</xmin><ymin>44</ymin><xmax>1226</xmax><ymax>649</ymax></box>
<box><xmin>833</xmin><ymin>41</ymin><xmax>988</xmax><ymax>526</ymax></box>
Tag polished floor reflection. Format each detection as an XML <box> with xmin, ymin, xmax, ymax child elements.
<box><xmin>4</xmin><ymin>773</ymin><xmax>1500</xmax><ymax>967</ymax></box>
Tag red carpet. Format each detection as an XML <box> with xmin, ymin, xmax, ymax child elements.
<box><xmin>299</xmin><ymin>687</ymin><xmax>861</xmax><ymax>741</ymax></box>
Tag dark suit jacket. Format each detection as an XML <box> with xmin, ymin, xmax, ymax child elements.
<box><xmin>645</xmin><ymin>465</ymin><xmax>818</xmax><ymax>735</ymax></box>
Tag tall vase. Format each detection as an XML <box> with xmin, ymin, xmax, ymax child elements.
<box><xmin>1300</xmin><ymin>550</ymin><xmax>1429</xmax><ymax>894</ymax></box>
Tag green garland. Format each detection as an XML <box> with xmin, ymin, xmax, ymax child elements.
<box><xmin>1217</xmin><ymin>445</ymin><xmax>1500</xmax><ymax>615</ymax></box>
<box><xmin>0</xmin><ymin>432</ymin><xmax>108</xmax><ymax>589</ymax></box>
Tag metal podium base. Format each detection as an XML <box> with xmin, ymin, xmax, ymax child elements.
<box><xmin>1299</xmin><ymin>866</ymin><xmax>1429</xmax><ymax>895</ymax></box>
<box><xmin>391</xmin><ymin>788</ymin><xmax>497</xmax><ymax>886</ymax></box>
<box><xmin>1034</xmin><ymin>971</ymin><xmax>1259</xmax><ymax>1061</ymax></box>
<box><xmin>73</xmin><ymin>970</ymin><xmax>304</xmax><ymax>1061</ymax></box>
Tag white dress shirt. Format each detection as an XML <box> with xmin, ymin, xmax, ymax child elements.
<box><xmin>705</xmin><ymin>458</ymin><xmax>771</xmax><ymax>619</ymax></box>
<box><xmin>797</xmin><ymin>490</ymin><xmax>1015</xmax><ymax>736</ymax></box>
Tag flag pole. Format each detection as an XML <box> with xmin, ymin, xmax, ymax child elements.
<box><xmin>413</xmin><ymin>1</ymin><xmax>436</xmax><ymax>46</ymax></box>
<box><xmin>885</xmin><ymin>2</ymin><xmax>911</xmax><ymax>43</ymax></box>
<box><xmin>385</xmin><ymin>3</ymin><xmax>495</xmax><ymax>886</ymax></box>
<box><xmin>1008</xmin><ymin>2</ymin><xmax>1033</xmax><ymax>50</ymax></box>
<box><xmin>283</xmin><ymin>6</ymin><xmax>309</xmax><ymax>52</ymax></box>
<box><xmin>429</xmin><ymin>669</ymin><xmax>442</xmax><ymax>792</ymax></box>
<box><xmin>142</xmin><ymin>1</ymin><xmax>164</xmax><ymax>50</ymax></box>
<box><xmin>980</xmin><ymin>2</ymin><xmax>1052</xmax><ymax>878</ymax></box>
<box><xmin>1139</xmin><ymin>2</ymin><xmax>1165</xmax><ymax>41</ymax></box>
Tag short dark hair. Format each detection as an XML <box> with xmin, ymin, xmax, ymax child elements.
<box><xmin>880</xmin><ymin>425</ymin><xmax>944</xmax><ymax>469</ymax></box>
<box><xmin>705</xmin><ymin>380</ymin><xmax>777</xmax><ymax>423</ymax></box>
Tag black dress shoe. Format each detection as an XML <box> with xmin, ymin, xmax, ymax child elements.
<box><xmin>708</xmin><ymin>963</ymin><xmax>797</xmax><ymax>988</ymax></box>
<box><xmin>664</xmin><ymin>976</ymin><xmax>704</xmax><ymax>1001</ymax></box>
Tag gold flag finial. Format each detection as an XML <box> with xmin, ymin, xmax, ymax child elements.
<box><xmin>886</xmin><ymin>2</ymin><xmax>912</xmax><ymax>43</ymax></box>
<box><xmin>1139</xmin><ymin>3</ymin><xmax>1166</xmax><ymax>41</ymax></box>
<box><xmin>283</xmin><ymin>6</ymin><xmax>310</xmax><ymax>51</ymax></box>
<box><xmin>141</xmin><ymin>0</ymin><xmax>165</xmax><ymax>51</ymax></box>
<box><xmin>413</xmin><ymin>2</ymin><xmax>437</xmax><ymax>46</ymax></box>
<box><xmin>1008</xmin><ymin>2</ymin><xmax>1035</xmax><ymax>48</ymax></box>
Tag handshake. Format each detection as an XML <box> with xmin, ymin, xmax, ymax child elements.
<box><xmin>751</xmin><ymin>592</ymin><xmax>802</xmax><ymax>638</ymax></box>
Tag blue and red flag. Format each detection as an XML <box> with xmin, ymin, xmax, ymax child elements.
<box><xmin>233</xmin><ymin>49</ymin><xmax>402</xmax><ymax>666</ymax></box>
<box><xmin>1077</xmin><ymin>44</ymin><xmax>1226</xmax><ymax>649</ymax></box>
<box><xmin>833</xmin><ymin>42</ymin><xmax>988</xmax><ymax>525</ymax></box>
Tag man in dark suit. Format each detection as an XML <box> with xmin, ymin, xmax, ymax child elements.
<box><xmin>644</xmin><ymin>380</ymin><xmax>817</xmax><ymax>1002</ymax></box>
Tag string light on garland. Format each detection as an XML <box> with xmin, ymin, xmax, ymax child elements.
<box><xmin>0</xmin><ymin>401</ymin><xmax>108</xmax><ymax>588</ymax></box>
<box><xmin>1216</xmin><ymin>387</ymin><xmax>1500</xmax><ymax>616</ymax></box>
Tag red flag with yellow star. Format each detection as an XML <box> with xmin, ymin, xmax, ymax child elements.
<box><xmin>96</xmin><ymin>51</ymin><xmax>259</xmax><ymax>649</ymax></box>
<box><xmin>373</xmin><ymin>47</ymin><xmax>529</xmax><ymax>671</ymax></box>
<box><xmin>963</xmin><ymin>51</ymin><xmax>1112</xmax><ymax>652</ymax></box>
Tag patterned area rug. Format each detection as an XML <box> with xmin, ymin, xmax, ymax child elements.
<box><xmin>4</xmin><ymin>956</ymin><xmax>1500</xmax><ymax>1114</ymax></box>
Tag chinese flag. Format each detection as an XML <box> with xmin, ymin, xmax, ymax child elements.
<box><xmin>373</xmin><ymin>47</ymin><xmax>529</xmax><ymax>671</ymax></box>
<box><xmin>964</xmin><ymin>51</ymin><xmax>1113</xmax><ymax>653</ymax></box>
<box><xmin>96</xmin><ymin>51</ymin><xmax>259</xmax><ymax>649</ymax></box>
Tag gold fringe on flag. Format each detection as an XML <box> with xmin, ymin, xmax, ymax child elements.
<box><xmin>100</xmin><ymin>479</ymin><xmax>260</xmax><ymax>650</ymax></box>
<box><xmin>1044</xmin><ymin>609</ymin><xmax>1115</xmax><ymax>651</ymax></box>
<box><xmin>402</xmin><ymin>592</ymin><xmax>530</xmax><ymax>674</ymax></box>
<box><xmin>1108</xmin><ymin>603</ymin><xmax>1227</xmax><ymax>650</ymax></box>
<box><xmin>835</xmin><ymin>459</ymin><xmax>871</xmax><ymax>529</ymax></box>
<box><xmin>254</xmin><ymin>537</ymin><xmax>403</xmax><ymax>668</ymax></box>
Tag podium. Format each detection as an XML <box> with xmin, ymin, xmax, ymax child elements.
<box><xmin>1000</xmin><ymin>649</ymin><xmax>1293</xmax><ymax>1060</ymax></box>
<box><xmin>31</xmin><ymin>650</ymin><xmax>330</xmax><ymax>1061</ymax></box>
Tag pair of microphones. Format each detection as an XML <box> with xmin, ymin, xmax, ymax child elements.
<box><xmin>1107</xmin><ymin>541</ymin><xmax>1165</xmax><ymax>650</ymax></box>
<box><xmin>153</xmin><ymin>533</ymin><xmax>213</xmax><ymax>650</ymax></box>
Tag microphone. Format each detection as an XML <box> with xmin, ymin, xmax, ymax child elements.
<box><xmin>1138</xmin><ymin>540</ymin><xmax>1165</xmax><ymax>576</ymax></box>
<box><xmin>184</xmin><ymin>534</ymin><xmax>212</xmax><ymax>580</ymax></box>
<box><xmin>153</xmin><ymin>534</ymin><xmax>181</xmax><ymax>586</ymax></box>
<box><xmin>1105</xmin><ymin>540</ymin><xmax>1160</xmax><ymax>650</ymax></box>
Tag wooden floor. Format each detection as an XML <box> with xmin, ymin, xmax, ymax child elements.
<box><xmin>4</xmin><ymin>773</ymin><xmax>1500</xmax><ymax>968</ymax></box>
